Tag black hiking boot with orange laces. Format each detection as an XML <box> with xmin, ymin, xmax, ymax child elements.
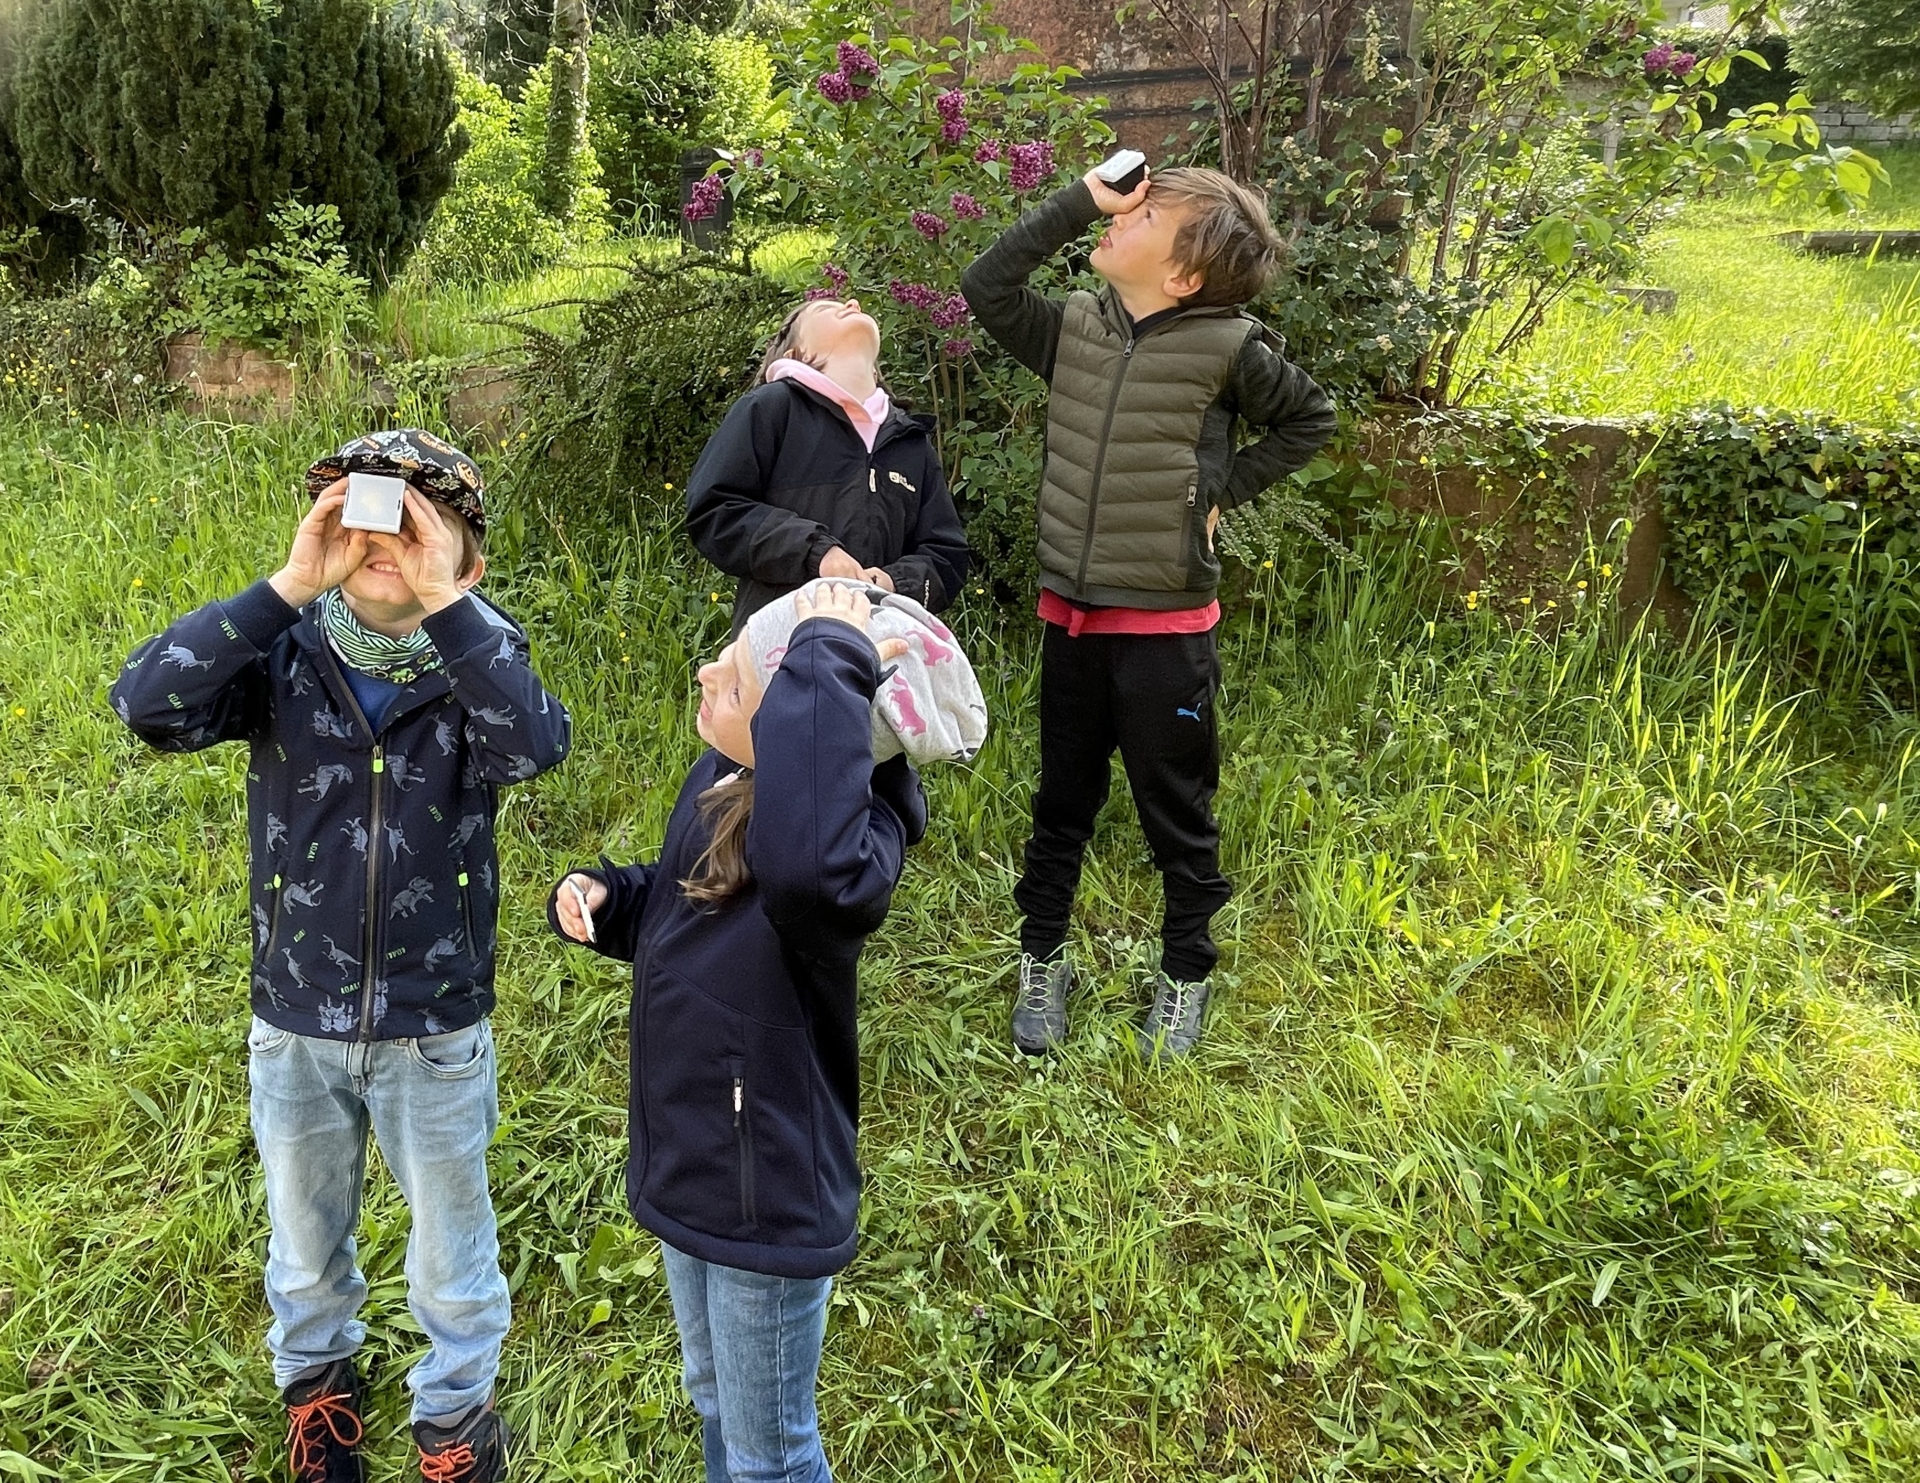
<box><xmin>283</xmin><ymin>1359</ymin><xmax>365</xmax><ymax>1483</ymax></box>
<box><xmin>414</xmin><ymin>1399</ymin><xmax>510</xmax><ymax>1482</ymax></box>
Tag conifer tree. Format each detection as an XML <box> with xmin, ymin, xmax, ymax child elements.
<box><xmin>9</xmin><ymin>0</ymin><xmax>462</xmax><ymax>279</ymax></box>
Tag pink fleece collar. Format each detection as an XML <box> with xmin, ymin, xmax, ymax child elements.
<box><xmin>766</xmin><ymin>359</ymin><xmax>891</xmax><ymax>452</ymax></box>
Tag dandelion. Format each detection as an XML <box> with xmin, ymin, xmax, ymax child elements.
<box><xmin>132</xmin><ymin>577</ymin><xmax>144</xmax><ymax>587</ymax></box>
<box><xmin>1262</xmin><ymin>560</ymin><xmax>1274</xmax><ymax>569</ymax></box>
<box><xmin>1600</xmin><ymin>562</ymin><xmax>1613</xmax><ymax>578</ymax></box>
<box><xmin>1464</xmin><ymin>589</ymin><xmax>1479</xmax><ymax>610</ymax></box>
<box><xmin>1519</xmin><ymin>594</ymin><xmax>1532</xmax><ymax>605</ymax></box>
<box><xmin>664</xmin><ymin>482</ymin><xmax>674</xmax><ymax>491</ymax></box>
<box><xmin>13</xmin><ymin>706</ymin><xmax>24</xmax><ymax>716</ymax></box>
<box><xmin>1577</xmin><ymin>580</ymin><xmax>1588</xmax><ymax>591</ymax></box>
<box><xmin>710</xmin><ymin>592</ymin><xmax>719</xmax><ymax>602</ymax></box>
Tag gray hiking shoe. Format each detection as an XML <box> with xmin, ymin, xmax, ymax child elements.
<box><xmin>1012</xmin><ymin>953</ymin><xmax>1074</xmax><ymax>1054</ymax></box>
<box><xmin>1139</xmin><ymin>973</ymin><xmax>1212</xmax><ymax>1063</ymax></box>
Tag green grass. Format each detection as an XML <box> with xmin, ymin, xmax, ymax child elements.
<box><xmin>372</xmin><ymin>229</ymin><xmax>832</xmax><ymax>362</ymax></box>
<box><xmin>3</xmin><ymin>401</ymin><xmax>1920</xmax><ymax>1479</ymax></box>
<box><xmin>1477</xmin><ymin>145</ymin><xmax>1920</xmax><ymax>421</ymax></box>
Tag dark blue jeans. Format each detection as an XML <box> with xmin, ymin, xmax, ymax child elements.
<box><xmin>660</xmin><ymin>1242</ymin><xmax>834</xmax><ymax>1483</ymax></box>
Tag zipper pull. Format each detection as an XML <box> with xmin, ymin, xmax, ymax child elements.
<box><xmin>1123</xmin><ymin>338</ymin><xmax>1135</xmax><ymax>358</ymax></box>
<box><xmin>733</xmin><ymin>1078</ymin><xmax>743</xmax><ymax>1122</ymax></box>
<box><xmin>372</xmin><ymin>744</ymin><xmax>384</xmax><ymax>775</ymax></box>
<box><xmin>868</xmin><ymin>468</ymin><xmax>876</xmax><ymax>492</ymax></box>
<box><xmin>1187</xmin><ymin>487</ymin><xmax>1198</xmax><ymax>507</ymax></box>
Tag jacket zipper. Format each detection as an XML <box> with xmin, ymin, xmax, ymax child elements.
<box><xmin>733</xmin><ymin>1075</ymin><xmax>757</xmax><ymax>1227</ymax></box>
<box><xmin>262</xmin><ymin>873</ymin><xmax>285</xmax><ymax>963</ymax></box>
<box><xmin>360</xmin><ymin>743</ymin><xmax>384</xmax><ymax>1040</ymax></box>
<box><xmin>457</xmin><ymin>861</ymin><xmax>476</xmax><ymax>961</ymax></box>
<box><xmin>1074</xmin><ymin>335</ymin><xmax>1135</xmax><ymax>596</ymax></box>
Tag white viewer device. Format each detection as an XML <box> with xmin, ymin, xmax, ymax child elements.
<box><xmin>341</xmin><ymin>471</ymin><xmax>408</xmax><ymax>534</ymax></box>
<box><xmin>1093</xmin><ymin>148</ymin><xmax>1147</xmax><ymax>195</ymax></box>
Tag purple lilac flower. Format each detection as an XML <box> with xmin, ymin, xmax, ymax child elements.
<box><xmin>890</xmin><ymin>280</ymin><xmax>939</xmax><ymax>310</ymax></box>
<box><xmin>683</xmin><ymin>173</ymin><xmax>726</xmax><ymax>222</ymax></box>
<box><xmin>973</xmin><ymin>138</ymin><xmax>1004</xmax><ymax>164</ymax></box>
<box><xmin>744</xmin><ymin>147</ymin><xmax>765</xmax><ymax>168</ymax></box>
<box><xmin>942</xmin><ymin>337</ymin><xmax>974</xmax><ymax>359</ymax></box>
<box><xmin>837</xmin><ymin>41</ymin><xmax>879</xmax><ymax>76</ymax></box>
<box><xmin>804</xmin><ymin>287</ymin><xmax>836</xmax><ymax>301</ymax></box>
<box><xmin>930</xmin><ymin>293</ymin><xmax>970</xmax><ymax>330</ymax></box>
<box><xmin>936</xmin><ymin>89</ymin><xmax>968</xmax><ymax>144</ymax></box>
<box><xmin>817</xmin><ymin>71</ymin><xmax>853</xmax><ymax>104</ymax></box>
<box><xmin>950</xmin><ymin>191</ymin><xmax>985</xmax><ymax>221</ymax></box>
<box><xmin>821</xmin><ymin>262</ymin><xmax>850</xmax><ymax>293</ymax></box>
<box><xmin>1670</xmin><ymin>50</ymin><xmax>1696</xmax><ymax>77</ymax></box>
<box><xmin>912</xmin><ymin>210</ymin><xmax>949</xmax><ymax>240</ymax></box>
<box><xmin>1009</xmin><ymin>141</ymin><xmax>1055</xmax><ymax>192</ymax></box>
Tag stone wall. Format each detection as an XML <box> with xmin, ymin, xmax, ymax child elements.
<box><xmin>1809</xmin><ymin>105</ymin><xmax>1920</xmax><ymax>145</ymax></box>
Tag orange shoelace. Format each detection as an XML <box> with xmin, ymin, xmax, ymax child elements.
<box><xmin>285</xmin><ymin>1392</ymin><xmax>364</xmax><ymax>1480</ymax></box>
<box><xmin>419</xmin><ymin>1441</ymin><xmax>478</xmax><ymax>1482</ymax></box>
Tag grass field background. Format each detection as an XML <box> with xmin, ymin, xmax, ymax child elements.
<box><xmin>2</xmin><ymin>399</ymin><xmax>1920</xmax><ymax>1479</ymax></box>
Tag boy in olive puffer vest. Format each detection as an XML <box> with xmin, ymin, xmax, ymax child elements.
<box><xmin>962</xmin><ymin>165</ymin><xmax>1336</xmax><ymax>1062</ymax></box>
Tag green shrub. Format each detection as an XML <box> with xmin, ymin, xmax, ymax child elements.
<box><xmin>587</xmin><ymin>25</ymin><xmax>783</xmax><ymax>224</ymax></box>
<box><xmin>413</xmin><ymin>69</ymin><xmax>571</xmax><ymax>285</ymax></box>
<box><xmin>1656</xmin><ymin>408</ymin><xmax>1920</xmax><ymax>696</ymax></box>
<box><xmin>502</xmin><ymin>258</ymin><xmax>787</xmax><ymax>529</ymax></box>
<box><xmin>8</xmin><ymin>0</ymin><xmax>463</xmax><ymax>281</ymax></box>
<box><xmin>155</xmin><ymin>202</ymin><xmax>374</xmax><ymax>352</ymax></box>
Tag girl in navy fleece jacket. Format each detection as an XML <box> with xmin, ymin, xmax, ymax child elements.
<box><xmin>549</xmin><ymin>581</ymin><xmax>982</xmax><ymax>1483</ymax></box>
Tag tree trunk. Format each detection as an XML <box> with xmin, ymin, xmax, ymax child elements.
<box><xmin>539</xmin><ymin>0</ymin><xmax>590</xmax><ymax>220</ymax></box>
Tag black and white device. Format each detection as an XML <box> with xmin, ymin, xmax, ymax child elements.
<box><xmin>340</xmin><ymin>470</ymin><xmax>408</xmax><ymax>534</ymax></box>
<box><xmin>1092</xmin><ymin>148</ymin><xmax>1148</xmax><ymax>196</ymax></box>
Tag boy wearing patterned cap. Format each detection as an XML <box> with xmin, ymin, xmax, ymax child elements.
<box><xmin>111</xmin><ymin>430</ymin><xmax>568</xmax><ymax>1483</ymax></box>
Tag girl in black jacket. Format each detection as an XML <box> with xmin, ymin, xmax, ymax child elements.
<box><xmin>550</xmin><ymin>580</ymin><xmax>984</xmax><ymax>1483</ymax></box>
<box><xmin>685</xmin><ymin>296</ymin><xmax>971</xmax><ymax>633</ymax></box>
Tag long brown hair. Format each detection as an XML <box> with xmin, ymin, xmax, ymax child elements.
<box><xmin>680</xmin><ymin>769</ymin><xmax>754</xmax><ymax>905</ymax></box>
<box><xmin>755</xmin><ymin>301</ymin><xmax>828</xmax><ymax>383</ymax></box>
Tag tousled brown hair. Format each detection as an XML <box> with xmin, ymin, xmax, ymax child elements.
<box><xmin>442</xmin><ymin>505</ymin><xmax>484</xmax><ymax>579</ymax></box>
<box><xmin>1149</xmin><ymin>168</ymin><xmax>1286</xmax><ymax>308</ymax></box>
<box><xmin>680</xmin><ymin>770</ymin><xmax>754</xmax><ymax>905</ymax></box>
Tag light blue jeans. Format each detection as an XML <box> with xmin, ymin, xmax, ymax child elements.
<box><xmin>660</xmin><ymin>1241</ymin><xmax>835</xmax><ymax>1483</ymax></box>
<box><xmin>247</xmin><ymin>1015</ymin><xmax>508</xmax><ymax>1425</ymax></box>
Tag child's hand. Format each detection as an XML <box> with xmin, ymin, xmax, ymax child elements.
<box><xmin>798</xmin><ymin>582</ymin><xmax>910</xmax><ymax>662</ymax></box>
<box><xmin>818</xmin><ymin>546</ymin><xmax>865</xmax><ymax>580</ymax></box>
<box><xmin>367</xmin><ymin>488</ymin><xmax>469</xmax><ymax>613</ymax></box>
<box><xmin>555</xmin><ymin>872</ymin><xmax>607</xmax><ymax>944</ymax></box>
<box><xmin>1207</xmin><ymin>506</ymin><xmax>1221</xmax><ymax>551</ymax></box>
<box><xmin>861</xmin><ymin>567</ymin><xmax>895</xmax><ymax>592</ymax></box>
<box><xmin>1083</xmin><ymin>166</ymin><xmax>1150</xmax><ymax>216</ymax></box>
<box><xmin>271</xmin><ymin>483</ymin><xmax>368</xmax><ymax>607</ymax></box>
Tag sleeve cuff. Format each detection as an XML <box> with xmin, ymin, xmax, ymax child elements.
<box><xmin>222</xmin><ymin>579</ymin><xmax>302</xmax><ymax>652</ymax></box>
<box><xmin>419</xmin><ymin>593</ymin><xmax>492</xmax><ymax>658</ymax></box>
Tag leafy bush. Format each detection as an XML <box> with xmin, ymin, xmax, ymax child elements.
<box><xmin>1792</xmin><ymin>0</ymin><xmax>1920</xmax><ymax>122</ymax></box>
<box><xmin>0</xmin><ymin>274</ymin><xmax>167</xmax><ymax>417</ymax></box>
<box><xmin>1658</xmin><ymin>25</ymin><xmax>1798</xmax><ymax>120</ymax></box>
<box><xmin>588</xmin><ymin>26</ymin><xmax>783</xmax><ymax>224</ymax></box>
<box><xmin>502</xmin><ymin>259</ymin><xmax>787</xmax><ymax>529</ymax></box>
<box><xmin>155</xmin><ymin>203</ymin><xmax>374</xmax><ymax>352</ymax></box>
<box><xmin>413</xmin><ymin>69</ymin><xmax>577</xmax><ymax>285</ymax></box>
<box><xmin>760</xmin><ymin>0</ymin><xmax>1112</xmax><ymax>589</ymax></box>
<box><xmin>1656</xmin><ymin>408</ymin><xmax>1920</xmax><ymax>696</ymax></box>
<box><xmin>7</xmin><ymin>0</ymin><xmax>463</xmax><ymax>281</ymax></box>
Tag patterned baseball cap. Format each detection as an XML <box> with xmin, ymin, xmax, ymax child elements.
<box><xmin>305</xmin><ymin>429</ymin><xmax>487</xmax><ymax>533</ymax></box>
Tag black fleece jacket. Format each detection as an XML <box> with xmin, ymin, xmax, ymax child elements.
<box><xmin>550</xmin><ymin>620</ymin><xmax>925</xmax><ymax>1278</ymax></box>
<box><xmin>960</xmin><ymin>180</ymin><xmax>1338</xmax><ymax>513</ymax></box>
<box><xmin>685</xmin><ymin>377</ymin><xmax>970</xmax><ymax>634</ymax></box>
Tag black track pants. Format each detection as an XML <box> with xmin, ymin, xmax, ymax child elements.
<box><xmin>1013</xmin><ymin>622</ymin><xmax>1233</xmax><ymax>982</ymax></box>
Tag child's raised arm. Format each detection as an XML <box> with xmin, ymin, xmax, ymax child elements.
<box><xmin>421</xmin><ymin>596</ymin><xmax>571</xmax><ymax>785</ymax></box>
<box><xmin>110</xmin><ymin>581</ymin><xmax>296</xmax><ymax>751</ymax></box>
<box><xmin>748</xmin><ymin>592</ymin><xmax>925</xmax><ymax>937</ymax></box>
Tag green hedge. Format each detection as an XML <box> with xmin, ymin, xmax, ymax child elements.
<box><xmin>1656</xmin><ymin>408</ymin><xmax>1920</xmax><ymax>693</ymax></box>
